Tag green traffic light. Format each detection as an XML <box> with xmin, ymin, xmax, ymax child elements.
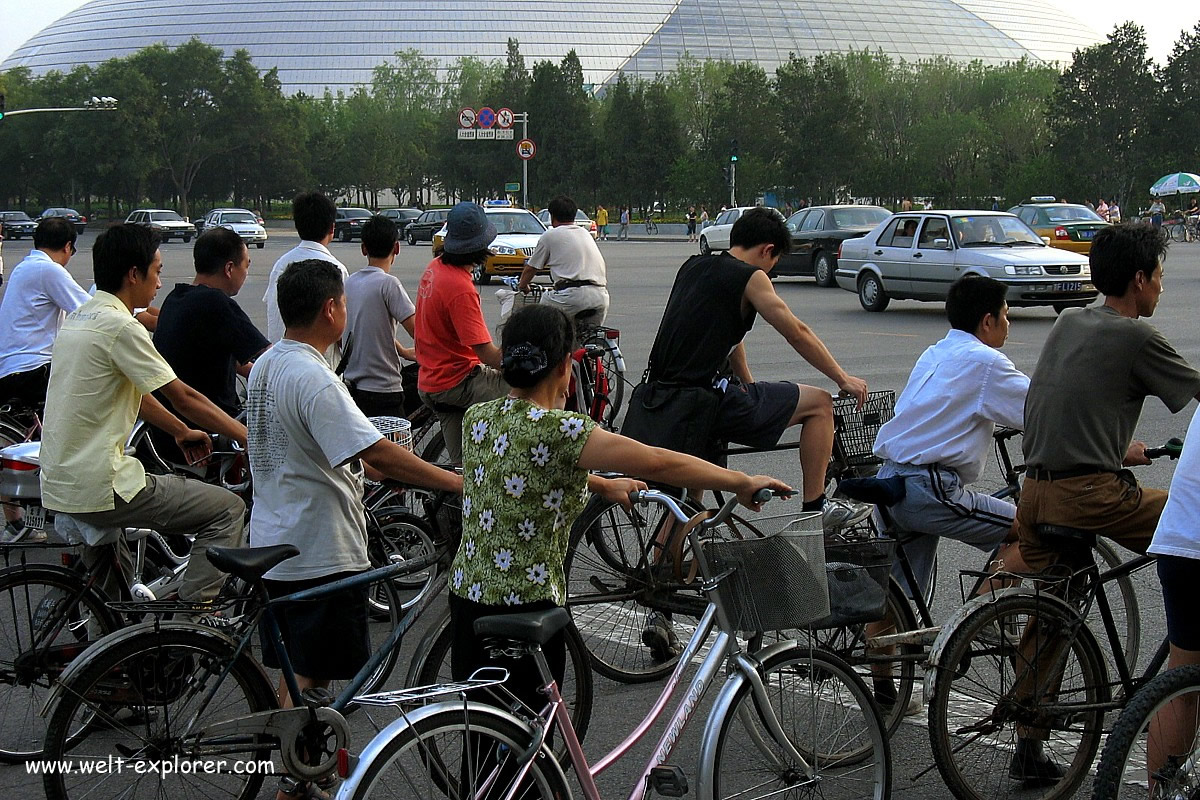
<box><xmin>730</xmin><ymin>155</ymin><xmax>737</xmax><ymax>162</ymax></box>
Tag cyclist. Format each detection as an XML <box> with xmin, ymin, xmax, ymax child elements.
<box><xmin>1012</xmin><ymin>222</ymin><xmax>1200</xmax><ymax>783</ymax></box>
<box><xmin>517</xmin><ymin>194</ymin><xmax>609</xmax><ymax>326</ymax></box>
<box><xmin>244</xmin><ymin>259</ymin><xmax>462</xmax><ymax>800</ymax></box>
<box><xmin>449</xmin><ymin>303</ymin><xmax>790</xmax><ymax>717</ymax></box>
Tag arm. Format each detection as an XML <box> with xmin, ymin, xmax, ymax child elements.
<box><xmin>727</xmin><ymin>342</ymin><xmax>753</xmax><ymax>384</ymax></box>
<box><xmin>743</xmin><ymin>270</ymin><xmax>867</xmax><ymax>404</ymax></box>
<box><xmin>136</xmin><ymin>306</ymin><xmax>160</xmax><ymax>332</ymax></box>
<box><xmin>357</xmin><ymin>438</ymin><xmax>464</xmax><ymax>493</ymax></box>
<box><xmin>517</xmin><ymin>264</ymin><xmax>537</xmax><ymax>293</ymax></box>
<box><xmin>156</xmin><ymin>379</ymin><xmax>248</xmax><ymax>445</ymax></box>
<box><xmin>395</xmin><ymin>341</ymin><xmax>418</xmax><ymax>362</ymax></box>
<box><xmin>139</xmin><ymin>394</ymin><xmax>213</xmax><ymax>464</ymax></box>
<box><xmin>472</xmin><ymin>342</ymin><xmax>503</xmax><ymax>369</ymax></box>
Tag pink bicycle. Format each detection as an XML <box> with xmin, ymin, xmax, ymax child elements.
<box><xmin>337</xmin><ymin>490</ymin><xmax>891</xmax><ymax>800</ymax></box>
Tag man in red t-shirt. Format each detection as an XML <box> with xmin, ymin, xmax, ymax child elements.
<box><xmin>415</xmin><ymin>203</ymin><xmax>508</xmax><ymax>463</ymax></box>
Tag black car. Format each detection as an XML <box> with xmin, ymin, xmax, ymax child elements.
<box><xmin>777</xmin><ymin>205</ymin><xmax>891</xmax><ymax>286</ymax></box>
<box><xmin>334</xmin><ymin>208</ymin><xmax>373</xmax><ymax>242</ymax></box>
<box><xmin>38</xmin><ymin>207</ymin><xmax>88</xmax><ymax>234</ymax></box>
<box><xmin>404</xmin><ymin>208</ymin><xmax>450</xmax><ymax>245</ymax></box>
<box><xmin>0</xmin><ymin>212</ymin><xmax>36</xmax><ymax>239</ymax></box>
<box><xmin>379</xmin><ymin>208</ymin><xmax>422</xmax><ymax>230</ymax></box>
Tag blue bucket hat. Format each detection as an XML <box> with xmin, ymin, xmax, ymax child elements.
<box><xmin>442</xmin><ymin>202</ymin><xmax>497</xmax><ymax>254</ymax></box>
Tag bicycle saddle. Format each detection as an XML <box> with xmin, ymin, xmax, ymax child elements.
<box><xmin>837</xmin><ymin>476</ymin><xmax>907</xmax><ymax>507</ymax></box>
<box><xmin>475</xmin><ymin>606</ymin><xmax>571</xmax><ymax>645</ymax></box>
<box><xmin>208</xmin><ymin>544</ymin><xmax>300</xmax><ymax>582</ymax></box>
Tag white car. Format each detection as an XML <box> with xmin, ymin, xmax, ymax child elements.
<box><xmin>203</xmin><ymin>208</ymin><xmax>268</xmax><ymax>249</ymax></box>
<box><xmin>535</xmin><ymin>208</ymin><xmax>599</xmax><ymax>239</ymax></box>
<box><xmin>835</xmin><ymin>210</ymin><xmax>1097</xmax><ymax>312</ymax></box>
<box><xmin>433</xmin><ymin>206</ymin><xmax>547</xmax><ymax>284</ymax></box>
<box><xmin>125</xmin><ymin>209</ymin><xmax>195</xmax><ymax>242</ymax></box>
<box><xmin>699</xmin><ymin>206</ymin><xmax>758</xmax><ymax>254</ymax></box>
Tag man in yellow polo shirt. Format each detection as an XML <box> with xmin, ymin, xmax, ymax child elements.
<box><xmin>40</xmin><ymin>224</ymin><xmax>249</xmax><ymax>615</ymax></box>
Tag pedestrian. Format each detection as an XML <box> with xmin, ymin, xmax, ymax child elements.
<box><xmin>1149</xmin><ymin>196</ymin><xmax>1166</xmax><ymax>229</ymax></box>
<box><xmin>1097</xmin><ymin>199</ymin><xmax>1109</xmax><ymax>221</ymax></box>
<box><xmin>618</xmin><ymin>206</ymin><xmax>630</xmax><ymax>241</ymax></box>
<box><xmin>900</xmin><ymin>197</ymin><xmax>913</xmax><ymax>212</ymax></box>
<box><xmin>700</xmin><ymin>205</ymin><xmax>709</xmax><ymax>230</ymax></box>
<box><xmin>686</xmin><ymin>206</ymin><xmax>698</xmax><ymax>243</ymax></box>
<box><xmin>595</xmin><ymin>204</ymin><xmax>609</xmax><ymax>241</ymax></box>
<box><xmin>1109</xmin><ymin>199</ymin><xmax>1122</xmax><ymax>223</ymax></box>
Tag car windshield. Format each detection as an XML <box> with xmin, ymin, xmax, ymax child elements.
<box><xmin>343</xmin><ymin>209</ymin><xmax>371</xmax><ymax>219</ymax></box>
<box><xmin>3</xmin><ymin>212</ymin><xmax>31</xmax><ymax>221</ymax></box>
<box><xmin>223</xmin><ymin>212</ymin><xmax>257</xmax><ymax>224</ymax></box>
<box><xmin>1043</xmin><ymin>206</ymin><xmax>1105</xmax><ymax>223</ymax></box>
<box><xmin>491</xmin><ymin>212</ymin><xmax>544</xmax><ymax>235</ymax></box>
<box><xmin>951</xmin><ymin>215</ymin><xmax>1043</xmax><ymax>247</ymax></box>
<box><xmin>151</xmin><ymin>212</ymin><xmax>184</xmax><ymax>222</ymax></box>
<box><xmin>831</xmin><ymin>208</ymin><xmax>889</xmax><ymax>229</ymax></box>
<box><xmin>575</xmin><ymin>211</ymin><xmax>590</xmax><ymax>222</ymax></box>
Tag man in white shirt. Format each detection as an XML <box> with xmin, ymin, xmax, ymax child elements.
<box><xmin>873</xmin><ymin>274</ymin><xmax>1034</xmax><ymax>597</ymax></box>
<box><xmin>263</xmin><ymin>192</ymin><xmax>348</xmax><ymax>367</ymax></box>
<box><xmin>517</xmin><ymin>194</ymin><xmax>609</xmax><ymax>325</ymax></box>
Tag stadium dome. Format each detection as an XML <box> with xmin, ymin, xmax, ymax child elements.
<box><xmin>2</xmin><ymin>0</ymin><xmax>1105</xmax><ymax>96</ymax></box>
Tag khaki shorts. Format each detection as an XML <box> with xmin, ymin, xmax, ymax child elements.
<box><xmin>419</xmin><ymin>366</ymin><xmax>508</xmax><ymax>464</ymax></box>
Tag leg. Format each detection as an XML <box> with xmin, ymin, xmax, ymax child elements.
<box><xmin>787</xmin><ymin>385</ymin><xmax>834</xmax><ymax>503</ymax></box>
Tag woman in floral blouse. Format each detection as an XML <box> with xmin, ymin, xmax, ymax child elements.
<box><xmin>450</xmin><ymin>304</ymin><xmax>791</xmax><ymax>712</ymax></box>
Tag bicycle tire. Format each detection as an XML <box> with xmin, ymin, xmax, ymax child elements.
<box><xmin>0</xmin><ymin>564</ymin><xmax>121</xmax><ymax>762</ymax></box>
<box><xmin>42</xmin><ymin>625</ymin><xmax>277</xmax><ymax>800</ymax></box>
<box><xmin>1094</xmin><ymin>539</ymin><xmax>1141</xmax><ymax>677</ymax></box>
<box><xmin>1092</xmin><ymin>663</ymin><xmax>1200</xmax><ymax>799</ymax></box>
<box><xmin>366</xmin><ymin>510</ymin><xmax>441</xmax><ymax>616</ymax></box>
<box><xmin>927</xmin><ymin>592</ymin><xmax>1108</xmax><ymax>800</ymax></box>
<box><xmin>707</xmin><ymin>645</ymin><xmax>891</xmax><ymax>799</ymax></box>
<box><xmin>1169</xmin><ymin>223</ymin><xmax>1187</xmax><ymax>243</ymax></box>
<box><xmin>409</xmin><ymin>608</ymin><xmax>594</xmax><ymax>749</ymax></box>
<box><xmin>342</xmin><ymin>704</ymin><xmax>572</xmax><ymax>800</ymax></box>
<box><xmin>584</xmin><ymin>333</ymin><xmax>625</xmax><ymax>430</ymax></box>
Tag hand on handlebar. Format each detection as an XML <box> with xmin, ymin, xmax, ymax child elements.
<box><xmin>837</xmin><ymin>376</ymin><xmax>869</xmax><ymax>410</ymax></box>
<box><xmin>593</xmin><ymin>476</ymin><xmax>649</xmax><ymax>509</ymax></box>
<box><xmin>175</xmin><ymin>429</ymin><xmax>213</xmax><ymax>466</ymax></box>
<box><xmin>737</xmin><ymin>476</ymin><xmax>794</xmax><ymax>511</ymax></box>
<box><xmin>1123</xmin><ymin>440</ymin><xmax>1152</xmax><ymax>467</ymax></box>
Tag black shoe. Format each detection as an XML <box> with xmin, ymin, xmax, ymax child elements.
<box><xmin>1009</xmin><ymin>739</ymin><xmax>1065</xmax><ymax>787</ymax></box>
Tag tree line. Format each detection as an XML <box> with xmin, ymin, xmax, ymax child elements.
<box><xmin>0</xmin><ymin>22</ymin><xmax>1196</xmax><ymax>220</ymax></box>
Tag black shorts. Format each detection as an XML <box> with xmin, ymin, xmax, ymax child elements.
<box><xmin>0</xmin><ymin>364</ymin><xmax>50</xmax><ymax>408</ymax></box>
<box><xmin>261</xmin><ymin>571</ymin><xmax>371</xmax><ymax>680</ymax></box>
<box><xmin>1159</xmin><ymin>555</ymin><xmax>1200</xmax><ymax>650</ymax></box>
<box><xmin>715</xmin><ymin>379</ymin><xmax>799</xmax><ymax>449</ymax></box>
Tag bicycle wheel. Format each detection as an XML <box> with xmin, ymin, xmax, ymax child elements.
<box><xmin>0</xmin><ymin>564</ymin><xmax>121</xmax><ymax>762</ymax></box>
<box><xmin>583</xmin><ymin>334</ymin><xmax>625</xmax><ymax>430</ymax></box>
<box><xmin>343</xmin><ymin>704</ymin><xmax>571</xmax><ymax>800</ymax></box>
<box><xmin>409</xmin><ymin>608</ymin><xmax>594</xmax><ymax>749</ymax></box>
<box><xmin>1093</xmin><ymin>663</ymin><xmax>1200</xmax><ymax>799</ymax></box>
<box><xmin>1168</xmin><ymin>223</ymin><xmax>1186</xmax><ymax>243</ymax></box>
<box><xmin>927</xmin><ymin>592</ymin><xmax>1107</xmax><ymax>800</ymax></box>
<box><xmin>42</xmin><ymin>625</ymin><xmax>277</xmax><ymax>800</ymax></box>
<box><xmin>708</xmin><ymin>645</ymin><xmax>891</xmax><ymax>799</ymax></box>
<box><xmin>367</xmin><ymin>510</ymin><xmax>441</xmax><ymax>616</ymax></box>
<box><xmin>336</xmin><ymin>576</ymin><xmax>405</xmax><ymax>711</ymax></box>
<box><xmin>1093</xmin><ymin>540</ymin><xmax>1141</xmax><ymax>677</ymax></box>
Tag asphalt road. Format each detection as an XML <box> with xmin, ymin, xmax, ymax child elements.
<box><xmin>2</xmin><ymin>230</ymin><xmax>1197</xmax><ymax>798</ymax></box>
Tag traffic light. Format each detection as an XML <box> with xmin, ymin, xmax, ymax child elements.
<box><xmin>729</xmin><ymin>138</ymin><xmax>738</xmax><ymax>163</ymax></box>
<box><xmin>0</xmin><ymin>94</ymin><xmax>5</xmax><ymax>121</ymax></box>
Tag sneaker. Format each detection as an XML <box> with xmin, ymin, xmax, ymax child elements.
<box><xmin>0</xmin><ymin>523</ymin><xmax>47</xmax><ymax>544</ymax></box>
<box><xmin>1009</xmin><ymin>739</ymin><xmax>1065</xmax><ymax>786</ymax></box>
<box><xmin>187</xmin><ymin>605</ymin><xmax>239</xmax><ymax>630</ymax></box>
<box><xmin>642</xmin><ymin>611</ymin><xmax>682</xmax><ymax>662</ymax></box>
<box><xmin>822</xmin><ymin>498</ymin><xmax>873</xmax><ymax>533</ymax></box>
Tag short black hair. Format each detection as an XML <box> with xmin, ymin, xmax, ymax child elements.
<box><xmin>361</xmin><ymin>215</ymin><xmax>398</xmax><ymax>259</ymax></box>
<box><xmin>292</xmin><ymin>192</ymin><xmax>337</xmax><ymax>242</ymax></box>
<box><xmin>33</xmin><ymin>217</ymin><xmax>77</xmax><ymax>251</ymax></box>
<box><xmin>277</xmin><ymin>259</ymin><xmax>343</xmax><ymax>328</ymax></box>
<box><xmin>729</xmin><ymin>207</ymin><xmax>791</xmax><ymax>257</ymax></box>
<box><xmin>93</xmin><ymin>224</ymin><xmax>160</xmax><ymax>293</ymax></box>
<box><xmin>548</xmin><ymin>195</ymin><xmax>578</xmax><ymax>224</ymax></box>
<box><xmin>1090</xmin><ymin>223</ymin><xmax>1167</xmax><ymax>296</ymax></box>
<box><xmin>193</xmin><ymin>227</ymin><xmax>247</xmax><ymax>275</ymax></box>
<box><xmin>440</xmin><ymin>249</ymin><xmax>490</xmax><ymax>267</ymax></box>
<box><xmin>501</xmin><ymin>304</ymin><xmax>575</xmax><ymax>389</ymax></box>
<box><xmin>946</xmin><ymin>275</ymin><xmax>1008</xmax><ymax>333</ymax></box>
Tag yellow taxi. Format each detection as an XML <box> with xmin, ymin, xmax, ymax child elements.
<box><xmin>1007</xmin><ymin>197</ymin><xmax>1110</xmax><ymax>254</ymax></box>
<box><xmin>432</xmin><ymin>202</ymin><xmax>548</xmax><ymax>284</ymax></box>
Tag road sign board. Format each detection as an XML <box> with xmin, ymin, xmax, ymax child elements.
<box><xmin>505</xmin><ymin>182</ymin><xmax>521</xmax><ymax>192</ymax></box>
<box><xmin>477</xmin><ymin>107</ymin><xmax>496</xmax><ymax>129</ymax></box>
<box><xmin>496</xmin><ymin>129</ymin><xmax>514</xmax><ymax>140</ymax></box>
<box><xmin>458</xmin><ymin>107</ymin><xmax>476</xmax><ymax>128</ymax></box>
<box><xmin>457</xmin><ymin>129</ymin><xmax>477</xmax><ymax>140</ymax></box>
<box><xmin>517</xmin><ymin>139</ymin><xmax>536</xmax><ymax>160</ymax></box>
<box><xmin>496</xmin><ymin>108</ymin><xmax>514</xmax><ymax>129</ymax></box>
<box><xmin>477</xmin><ymin>129</ymin><xmax>496</xmax><ymax>140</ymax></box>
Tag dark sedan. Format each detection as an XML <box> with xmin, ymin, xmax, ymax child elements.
<box><xmin>379</xmin><ymin>207</ymin><xmax>422</xmax><ymax>230</ymax></box>
<box><xmin>404</xmin><ymin>208</ymin><xmax>450</xmax><ymax>245</ymax></box>
<box><xmin>0</xmin><ymin>212</ymin><xmax>36</xmax><ymax>239</ymax></box>
<box><xmin>37</xmin><ymin>207</ymin><xmax>88</xmax><ymax>234</ymax></box>
<box><xmin>776</xmin><ymin>205</ymin><xmax>891</xmax><ymax>286</ymax></box>
<box><xmin>334</xmin><ymin>207</ymin><xmax>373</xmax><ymax>242</ymax></box>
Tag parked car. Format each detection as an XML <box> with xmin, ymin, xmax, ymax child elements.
<box><xmin>125</xmin><ymin>209</ymin><xmax>194</xmax><ymax>242</ymax></box>
<box><xmin>379</xmin><ymin>208</ymin><xmax>422</xmax><ymax>230</ymax></box>
<box><xmin>37</xmin><ymin>207</ymin><xmax>87</xmax><ymax>234</ymax></box>
<box><xmin>333</xmin><ymin>208</ymin><xmax>373</xmax><ymax>242</ymax></box>
<box><xmin>535</xmin><ymin>208</ymin><xmax>599</xmax><ymax>239</ymax></box>
<box><xmin>1008</xmin><ymin>197</ymin><xmax>1110</xmax><ymax>254</ymax></box>
<box><xmin>0</xmin><ymin>211</ymin><xmax>36</xmax><ymax>239</ymax></box>
<box><xmin>405</xmin><ymin>208</ymin><xmax>451</xmax><ymax>245</ymax></box>
<box><xmin>202</xmin><ymin>208</ymin><xmax>268</xmax><ymax>248</ymax></box>
<box><xmin>698</xmin><ymin>206</ymin><xmax>758</xmax><ymax>254</ymax></box>
<box><xmin>835</xmin><ymin>210</ymin><xmax>1097</xmax><ymax>313</ymax></box>
<box><xmin>778</xmin><ymin>205</ymin><xmax>891</xmax><ymax>286</ymax></box>
<box><xmin>432</xmin><ymin>206</ymin><xmax>547</xmax><ymax>284</ymax></box>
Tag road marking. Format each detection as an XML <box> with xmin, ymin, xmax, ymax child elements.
<box><xmin>859</xmin><ymin>331</ymin><xmax>920</xmax><ymax>338</ymax></box>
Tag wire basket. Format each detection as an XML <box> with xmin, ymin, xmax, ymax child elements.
<box><xmin>832</xmin><ymin>390</ymin><xmax>896</xmax><ymax>471</ymax></box>
<box><xmin>515</xmin><ymin>284</ymin><xmax>544</xmax><ymax>309</ymax></box>
<box><xmin>369</xmin><ymin>416</ymin><xmax>413</xmax><ymax>452</ymax></box>
<box><xmin>701</xmin><ymin>511</ymin><xmax>829</xmax><ymax>632</ymax></box>
<box><xmin>810</xmin><ymin>536</ymin><xmax>896</xmax><ymax>629</ymax></box>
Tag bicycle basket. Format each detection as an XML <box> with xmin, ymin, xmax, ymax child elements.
<box><xmin>832</xmin><ymin>391</ymin><xmax>896</xmax><ymax>470</ymax></box>
<box><xmin>702</xmin><ymin>512</ymin><xmax>829</xmax><ymax>632</ymax></box>
<box><xmin>369</xmin><ymin>416</ymin><xmax>413</xmax><ymax>452</ymax></box>
<box><xmin>810</xmin><ymin>536</ymin><xmax>896</xmax><ymax>629</ymax></box>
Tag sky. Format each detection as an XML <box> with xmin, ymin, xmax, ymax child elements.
<box><xmin>0</xmin><ymin>0</ymin><xmax>1195</xmax><ymax>71</ymax></box>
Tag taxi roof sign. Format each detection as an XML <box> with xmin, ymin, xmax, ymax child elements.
<box><xmin>484</xmin><ymin>199</ymin><xmax>514</xmax><ymax>207</ymax></box>
<box><xmin>1029</xmin><ymin>196</ymin><xmax>1058</xmax><ymax>203</ymax></box>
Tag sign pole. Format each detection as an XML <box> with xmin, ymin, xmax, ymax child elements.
<box><xmin>730</xmin><ymin>161</ymin><xmax>737</xmax><ymax>207</ymax></box>
<box><xmin>520</xmin><ymin>113</ymin><xmax>529</xmax><ymax>209</ymax></box>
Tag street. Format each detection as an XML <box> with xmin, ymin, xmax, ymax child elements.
<box><xmin>2</xmin><ymin>229</ymin><xmax>1197</xmax><ymax>797</ymax></box>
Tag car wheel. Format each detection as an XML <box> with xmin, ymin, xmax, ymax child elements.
<box><xmin>473</xmin><ymin>263</ymin><xmax>491</xmax><ymax>285</ymax></box>
<box><xmin>858</xmin><ymin>272</ymin><xmax>890</xmax><ymax>312</ymax></box>
<box><xmin>699</xmin><ymin>235</ymin><xmax>711</xmax><ymax>255</ymax></box>
<box><xmin>183</xmin><ymin>235</ymin><xmax>192</xmax><ymax>243</ymax></box>
<box><xmin>408</xmin><ymin>231</ymin><xmax>417</xmax><ymax>246</ymax></box>
<box><xmin>813</xmin><ymin>251</ymin><xmax>836</xmax><ymax>287</ymax></box>
<box><xmin>256</xmin><ymin>243</ymin><xmax>265</xmax><ymax>249</ymax></box>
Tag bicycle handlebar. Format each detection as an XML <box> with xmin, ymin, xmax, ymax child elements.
<box><xmin>1145</xmin><ymin>437</ymin><xmax>1184</xmax><ymax>460</ymax></box>
<box><xmin>627</xmin><ymin>488</ymin><xmax>778</xmax><ymax>526</ymax></box>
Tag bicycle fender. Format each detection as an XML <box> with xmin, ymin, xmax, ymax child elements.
<box><xmin>336</xmin><ymin>701</ymin><xmax>570</xmax><ymax>800</ymax></box>
<box><xmin>42</xmin><ymin>619</ymin><xmax>271</xmax><ymax>717</ymax></box>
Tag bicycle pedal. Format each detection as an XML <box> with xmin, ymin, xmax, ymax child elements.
<box><xmin>301</xmin><ymin>687</ymin><xmax>336</xmax><ymax>707</ymax></box>
<box><xmin>648</xmin><ymin>765</ymin><xmax>688</xmax><ymax>797</ymax></box>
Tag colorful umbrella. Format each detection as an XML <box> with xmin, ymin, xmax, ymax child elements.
<box><xmin>1150</xmin><ymin>172</ymin><xmax>1200</xmax><ymax>196</ymax></box>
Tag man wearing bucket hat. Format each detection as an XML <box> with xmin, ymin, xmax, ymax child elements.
<box><xmin>414</xmin><ymin>202</ymin><xmax>509</xmax><ymax>463</ymax></box>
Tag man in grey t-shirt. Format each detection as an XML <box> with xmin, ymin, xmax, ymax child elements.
<box><xmin>342</xmin><ymin>216</ymin><xmax>417</xmax><ymax>417</ymax></box>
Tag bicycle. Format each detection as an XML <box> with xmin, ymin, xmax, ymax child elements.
<box><xmin>338</xmin><ymin>488</ymin><xmax>891</xmax><ymax>800</ymax></box>
<box><xmin>645</xmin><ymin>214</ymin><xmax>659</xmax><ymax>235</ymax></box>
<box><xmin>924</xmin><ymin>439</ymin><xmax>1184</xmax><ymax>800</ymax></box>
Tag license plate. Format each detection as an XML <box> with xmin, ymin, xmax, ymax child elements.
<box><xmin>1061</xmin><ymin>282</ymin><xmax>1082</xmax><ymax>291</ymax></box>
<box><xmin>23</xmin><ymin>505</ymin><xmax>47</xmax><ymax>531</ymax></box>
<box><xmin>1080</xmin><ymin>230</ymin><xmax>1096</xmax><ymax>239</ymax></box>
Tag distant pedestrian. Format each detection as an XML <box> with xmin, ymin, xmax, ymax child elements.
<box><xmin>687</xmin><ymin>206</ymin><xmax>698</xmax><ymax>242</ymax></box>
<box><xmin>618</xmin><ymin>206</ymin><xmax>630</xmax><ymax>240</ymax></box>
<box><xmin>1097</xmin><ymin>199</ymin><xmax>1110</xmax><ymax>221</ymax></box>
<box><xmin>596</xmin><ymin>205</ymin><xmax>609</xmax><ymax>241</ymax></box>
<box><xmin>1109</xmin><ymin>200</ymin><xmax>1122</xmax><ymax>223</ymax></box>
<box><xmin>1149</xmin><ymin>196</ymin><xmax>1166</xmax><ymax>229</ymax></box>
<box><xmin>901</xmin><ymin>197</ymin><xmax>913</xmax><ymax>212</ymax></box>
<box><xmin>700</xmin><ymin>206</ymin><xmax>709</xmax><ymax>229</ymax></box>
